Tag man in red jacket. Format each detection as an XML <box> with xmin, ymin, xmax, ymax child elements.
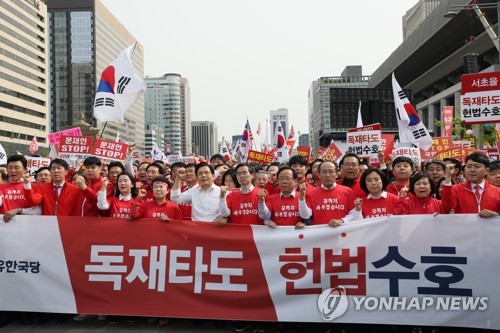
<box><xmin>441</xmin><ymin>152</ymin><xmax>500</xmax><ymax>217</ymax></box>
<box><xmin>82</xmin><ymin>156</ymin><xmax>114</xmax><ymax>216</ymax></box>
<box><xmin>24</xmin><ymin>159</ymin><xmax>94</xmax><ymax>216</ymax></box>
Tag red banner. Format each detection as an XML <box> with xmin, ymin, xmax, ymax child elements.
<box><xmin>316</xmin><ymin>143</ymin><xmax>342</xmax><ymax>162</ymax></box>
<box><xmin>297</xmin><ymin>146</ymin><xmax>311</xmax><ymax>161</ymax></box>
<box><xmin>246</xmin><ymin>150</ymin><xmax>273</xmax><ymax>164</ymax></box>
<box><xmin>432</xmin><ymin>147</ymin><xmax>477</xmax><ymax>163</ymax></box>
<box><xmin>419</xmin><ymin>137</ymin><xmax>453</xmax><ymax>160</ymax></box>
<box><xmin>442</xmin><ymin>106</ymin><xmax>454</xmax><ymax>137</ymax></box>
<box><xmin>93</xmin><ymin>140</ymin><xmax>128</xmax><ymax>161</ymax></box>
<box><xmin>58</xmin><ymin>135</ymin><xmax>93</xmax><ymax>157</ymax></box>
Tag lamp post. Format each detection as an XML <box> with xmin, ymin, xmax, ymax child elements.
<box><xmin>445</xmin><ymin>2</ymin><xmax>500</xmax><ymax>148</ymax></box>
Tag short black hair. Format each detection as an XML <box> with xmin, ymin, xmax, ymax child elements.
<box><xmin>83</xmin><ymin>156</ymin><xmax>101</xmax><ymax>167</ymax></box>
<box><xmin>195</xmin><ymin>162</ymin><xmax>214</xmax><ymax>175</ymax></box>
<box><xmin>152</xmin><ymin>176</ymin><xmax>171</xmax><ymax>188</ymax></box>
<box><xmin>424</xmin><ymin>159</ymin><xmax>446</xmax><ymax>171</ymax></box>
<box><xmin>108</xmin><ymin>161</ymin><xmax>125</xmax><ymax>171</ymax></box>
<box><xmin>209</xmin><ymin>154</ymin><xmax>225</xmax><ymax>163</ymax></box>
<box><xmin>464</xmin><ymin>152</ymin><xmax>490</xmax><ymax>168</ymax></box>
<box><xmin>360</xmin><ymin>168</ymin><xmax>388</xmax><ymax>194</ymax></box>
<box><xmin>171</xmin><ymin>162</ymin><xmax>186</xmax><ymax>171</ymax></box>
<box><xmin>277</xmin><ymin>166</ymin><xmax>297</xmax><ymax>179</ymax></box>
<box><xmin>409</xmin><ymin>173</ymin><xmax>436</xmax><ymax>197</ymax></box>
<box><xmin>222</xmin><ymin>169</ymin><xmax>239</xmax><ymax>187</ymax></box>
<box><xmin>49</xmin><ymin>158</ymin><xmax>69</xmax><ymax>170</ymax></box>
<box><xmin>288</xmin><ymin>155</ymin><xmax>308</xmax><ymax>167</ymax></box>
<box><xmin>7</xmin><ymin>155</ymin><xmax>27</xmax><ymax>168</ymax></box>
<box><xmin>489</xmin><ymin>160</ymin><xmax>500</xmax><ymax>172</ymax></box>
<box><xmin>235</xmin><ymin>163</ymin><xmax>254</xmax><ymax>174</ymax></box>
<box><xmin>443</xmin><ymin>158</ymin><xmax>462</xmax><ymax>171</ymax></box>
<box><xmin>339</xmin><ymin>153</ymin><xmax>361</xmax><ymax>167</ymax></box>
<box><xmin>35</xmin><ymin>166</ymin><xmax>51</xmax><ymax>177</ymax></box>
<box><xmin>146</xmin><ymin>162</ymin><xmax>165</xmax><ymax>175</ymax></box>
<box><xmin>392</xmin><ymin>156</ymin><xmax>415</xmax><ymax>171</ymax></box>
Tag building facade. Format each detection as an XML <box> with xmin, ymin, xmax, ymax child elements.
<box><xmin>145</xmin><ymin>73</ymin><xmax>192</xmax><ymax>155</ymax></box>
<box><xmin>0</xmin><ymin>0</ymin><xmax>49</xmax><ymax>155</ymax></box>
<box><xmin>369</xmin><ymin>0</ymin><xmax>498</xmax><ymax>146</ymax></box>
<box><xmin>192</xmin><ymin>121</ymin><xmax>218</xmax><ymax>159</ymax></box>
<box><xmin>145</xmin><ymin>124</ymin><xmax>165</xmax><ymax>158</ymax></box>
<box><xmin>270</xmin><ymin>108</ymin><xmax>289</xmax><ymax>145</ymax></box>
<box><xmin>47</xmin><ymin>0</ymin><xmax>145</xmax><ymax>149</ymax></box>
<box><xmin>308</xmin><ymin>66</ymin><xmax>370</xmax><ymax>152</ymax></box>
<box><xmin>180</xmin><ymin>77</ymin><xmax>192</xmax><ymax>156</ymax></box>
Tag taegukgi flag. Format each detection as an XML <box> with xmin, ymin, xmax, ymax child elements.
<box><xmin>276</xmin><ymin>125</ymin><xmax>289</xmax><ymax>163</ymax></box>
<box><xmin>392</xmin><ymin>73</ymin><xmax>433</xmax><ymax>151</ymax></box>
<box><xmin>93</xmin><ymin>44</ymin><xmax>144</xmax><ymax>124</ymax></box>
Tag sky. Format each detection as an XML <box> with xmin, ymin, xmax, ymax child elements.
<box><xmin>100</xmin><ymin>0</ymin><xmax>418</xmax><ymax>146</ymax></box>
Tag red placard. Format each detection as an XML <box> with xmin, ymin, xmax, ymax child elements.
<box><xmin>296</xmin><ymin>146</ymin><xmax>311</xmax><ymax>161</ymax></box>
<box><xmin>58</xmin><ymin>135</ymin><xmax>93</xmax><ymax>157</ymax></box>
<box><xmin>93</xmin><ymin>139</ymin><xmax>128</xmax><ymax>161</ymax></box>
<box><xmin>461</xmin><ymin>72</ymin><xmax>500</xmax><ymax>94</ymax></box>
<box><xmin>347</xmin><ymin>123</ymin><xmax>381</xmax><ymax>133</ymax></box>
<box><xmin>246</xmin><ymin>150</ymin><xmax>273</xmax><ymax>164</ymax></box>
<box><xmin>316</xmin><ymin>142</ymin><xmax>342</xmax><ymax>162</ymax></box>
<box><xmin>432</xmin><ymin>147</ymin><xmax>477</xmax><ymax>163</ymax></box>
<box><xmin>442</xmin><ymin>106</ymin><xmax>454</xmax><ymax>137</ymax></box>
<box><xmin>420</xmin><ymin>137</ymin><xmax>453</xmax><ymax>160</ymax></box>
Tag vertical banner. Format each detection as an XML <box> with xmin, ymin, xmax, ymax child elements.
<box><xmin>442</xmin><ymin>106</ymin><xmax>454</xmax><ymax>137</ymax></box>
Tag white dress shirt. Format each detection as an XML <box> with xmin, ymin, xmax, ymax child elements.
<box><xmin>171</xmin><ymin>184</ymin><xmax>221</xmax><ymax>222</ymax></box>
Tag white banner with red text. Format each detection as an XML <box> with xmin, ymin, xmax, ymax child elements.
<box><xmin>0</xmin><ymin>215</ymin><xmax>499</xmax><ymax>329</ymax></box>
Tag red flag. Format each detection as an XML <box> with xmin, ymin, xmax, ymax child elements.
<box><xmin>288</xmin><ymin>125</ymin><xmax>295</xmax><ymax>140</ymax></box>
<box><xmin>29</xmin><ymin>136</ymin><xmax>38</xmax><ymax>154</ymax></box>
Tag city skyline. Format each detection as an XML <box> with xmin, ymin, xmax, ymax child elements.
<box><xmin>100</xmin><ymin>0</ymin><xmax>417</xmax><ymax>144</ymax></box>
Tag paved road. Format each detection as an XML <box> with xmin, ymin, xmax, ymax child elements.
<box><xmin>0</xmin><ymin>313</ymin><xmax>491</xmax><ymax>333</ymax></box>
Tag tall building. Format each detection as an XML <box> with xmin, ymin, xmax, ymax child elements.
<box><xmin>269</xmin><ymin>108</ymin><xmax>288</xmax><ymax>145</ymax></box>
<box><xmin>145</xmin><ymin>124</ymin><xmax>164</xmax><ymax>157</ymax></box>
<box><xmin>180</xmin><ymin>77</ymin><xmax>192</xmax><ymax>156</ymax></box>
<box><xmin>192</xmin><ymin>121</ymin><xmax>218</xmax><ymax>159</ymax></box>
<box><xmin>0</xmin><ymin>0</ymin><xmax>49</xmax><ymax>154</ymax></box>
<box><xmin>308</xmin><ymin>66</ymin><xmax>370</xmax><ymax>152</ymax></box>
<box><xmin>145</xmin><ymin>73</ymin><xmax>191</xmax><ymax>155</ymax></box>
<box><xmin>47</xmin><ymin>0</ymin><xmax>145</xmax><ymax>150</ymax></box>
<box><xmin>298</xmin><ymin>133</ymin><xmax>310</xmax><ymax>147</ymax></box>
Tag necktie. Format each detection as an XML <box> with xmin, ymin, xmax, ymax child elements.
<box><xmin>474</xmin><ymin>185</ymin><xmax>481</xmax><ymax>203</ymax></box>
<box><xmin>54</xmin><ymin>185</ymin><xmax>62</xmax><ymax>200</ymax></box>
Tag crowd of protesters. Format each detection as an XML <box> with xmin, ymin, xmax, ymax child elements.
<box><xmin>1</xmin><ymin>145</ymin><xmax>500</xmax><ymax>332</ymax></box>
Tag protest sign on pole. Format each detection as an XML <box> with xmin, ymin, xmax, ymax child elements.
<box><xmin>58</xmin><ymin>136</ymin><xmax>93</xmax><ymax>159</ymax></box>
<box><xmin>92</xmin><ymin>140</ymin><xmax>128</xmax><ymax>162</ymax></box>
<box><xmin>461</xmin><ymin>71</ymin><xmax>500</xmax><ymax>124</ymax></box>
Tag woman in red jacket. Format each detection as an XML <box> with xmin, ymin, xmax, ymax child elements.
<box><xmin>359</xmin><ymin>168</ymin><xmax>399</xmax><ymax>218</ymax></box>
<box><xmin>129</xmin><ymin>176</ymin><xmax>183</xmax><ymax>221</ymax></box>
<box><xmin>394</xmin><ymin>173</ymin><xmax>441</xmax><ymax>215</ymax></box>
<box><xmin>97</xmin><ymin>172</ymin><xmax>137</xmax><ymax>219</ymax></box>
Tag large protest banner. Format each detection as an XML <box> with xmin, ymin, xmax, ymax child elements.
<box><xmin>0</xmin><ymin>215</ymin><xmax>499</xmax><ymax>330</ymax></box>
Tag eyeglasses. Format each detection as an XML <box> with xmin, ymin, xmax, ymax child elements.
<box><xmin>342</xmin><ymin>163</ymin><xmax>359</xmax><ymax>168</ymax></box>
<box><xmin>236</xmin><ymin>170</ymin><xmax>249</xmax><ymax>176</ymax></box>
<box><xmin>278</xmin><ymin>176</ymin><xmax>294</xmax><ymax>181</ymax></box>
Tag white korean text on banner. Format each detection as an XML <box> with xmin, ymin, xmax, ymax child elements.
<box><xmin>0</xmin><ymin>215</ymin><xmax>499</xmax><ymax>330</ymax></box>
<box><xmin>461</xmin><ymin>71</ymin><xmax>500</xmax><ymax>124</ymax></box>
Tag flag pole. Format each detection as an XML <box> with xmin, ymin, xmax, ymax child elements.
<box><xmin>99</xmin><ymin>121</ymin><xmax>107</xmax><ymax>139</ymax></box>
